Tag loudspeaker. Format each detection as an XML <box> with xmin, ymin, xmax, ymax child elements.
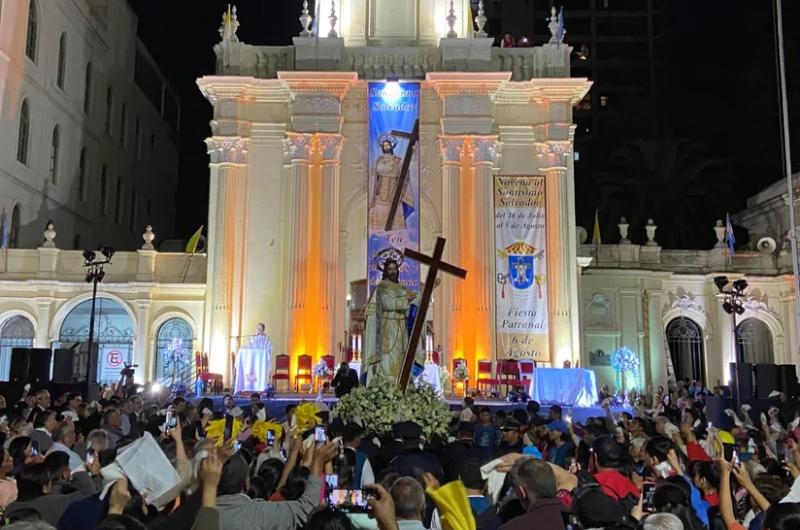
<box><xmin>779</xmin><ymin>364</ymin><xmax>799</xmax><ymax>398</ymax></box>
<box><xmin>705</xmin><ymin>396</ymin><xmax>734</xmax><ymax>431</ymax></box>
<box><xmin>730</xmin><ymin>362</ymin><xmax>753</xmax><ymax>400</ymax></box>
<box><xmin>754</xmin><ymin>364</ymin><xmax>780</xmax><ymax>399</ymax></box>
<box><xmin>9</xmin><ymin>348</ymin><xmax>51</xmax><ymax>385</ymax></box>
<box><xmin>53</xmin><ymin>348</ymin><xmax>76</xmax><ymax>383</ymax></box>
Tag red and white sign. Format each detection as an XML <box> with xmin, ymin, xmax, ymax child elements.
<box><xmin>98</xmin><ymin>345</ymin><xmax>128</xmax><ymax>382</ymax></box>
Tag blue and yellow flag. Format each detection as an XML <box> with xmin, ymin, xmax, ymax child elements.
<box><xmin>592</xmin><ymin>209</ymin><xmax>601</xmax><ymax>246</ymax></box>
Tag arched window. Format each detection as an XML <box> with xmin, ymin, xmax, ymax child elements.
<box><xmin>119</xmin><ymin>103</ymin><xmax>127</xmax><ymax>148</ymax></box>
<box><xmin>129</xmin><ymin>188</ymin><xmax>137</xmax><ymax>232</ymax></box>
<box><xmin>155</xmin><ymin>318</ymin><xmax>194</xmax><ymax>387</ymax></box>
<box><xmin>56</xmin><ymin>33</ymin><xmax>67</xmax><ymax>89</ymax></box>
<box><xmin>25</xmin><ymin>0</ymin><xmax>37</xmax><ymax>61</ymax></box>
<box><xmin>100</xmin><ymin>165</ymin><xmax>108</xmax><ymax>215</ymax></box>
<box><xmin>115</xmin><ymin>177</ymin><xmax>123</xmax><ymax>224</ymax></box>
<box><xmin>9</xmin><ymin>205</ymin><xmax>20</xmax><ymax>249</ymax></box>
<box><xmin>83</xmin><ymin>62</ymin><xmax>93</xmax><ymax>114</ymax></box>
<box><xmin>59</xmin><ymin>297</ymin><xmax>134</xmax><ymax>383</ymax></box>
<box><xmin>17</xmin><ymin>99</ymin><xmax>30</xmax><ymax>165</ymax></box>
<box><xmin>0</xmin><ymin>316</ymin><xmax>35</xmax><ymax>381</ymax></box>
<box><xmin>49</xmin><ymin>125</ymin><xmax>60</xmax><ymax>183</ymax></box>
<box><xmin>666</xmin><ymin>317</ymin><xmax>706</xmax><ymax>384</ymax></box>
<box><xmin>737</xmin><ymin>318</ymin><xmax>774</xmax><ymax>364</ymax></box>
<box><xmin>104</xmin><ymin>86</ymin><xmax>113</xmax><ymax>135</ymax></box>
<box><xmin>77</xmin><ymin>148</ymin><xmax>87</xmax><ymax>201</ymax></box>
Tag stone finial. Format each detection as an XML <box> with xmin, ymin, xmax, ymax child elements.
<box><xmin>219</xmin><ymin>4</ymin><xmax>240</xmax><ymax>43</ymax></box>
<box><xmin>42</xmin><ymin>220</ymin><xmax>56</xmax><ymax>248</ymax></box>
<box><xmin>645</xmin><ymin>218</ymin><xmax>658</xmax><ymax>246</ymax></box>
<box><xmin>548</xmin><ymin>6</ymin><xmax>566</xmax><ymax>45</ymax></box>
<box><xmin>142</xmin><ymin>225</ymin><xmax>155</xmax><ymax>250</ymax></box>
<box><xmin>299</xmin><ymin>0</ymin><xmax>313</xmax><ymax>36</ymax></box>
<box><xmin>446</xmin><ymin>1</ymin><xmax>458</xmax><ymax>38</ymax></box>
<box><xmin>713</xmin><ymin>219</ymin><xmax>726</xmax><ymax>248</ymax></box>
<box><xmin>327</xmin><ymin>0</ymin><xmax>338</xmax><ymax>38</ymax></box>
<box><xmin>618</xmin><ymin>216</ymin><xmax>630</xmax><ymax>244</ymax></box>
<box><xmin>475</xmin><ymin>1</ymin><xmax>488</xmax><ymax>38</ymax></box>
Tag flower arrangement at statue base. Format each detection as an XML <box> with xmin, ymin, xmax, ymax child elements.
<box><xmin>332</xmin><ymin>374</ymin><xmax>451</xmax><ymax>441</ymax></box>
<box><xmin>610</xmin><ymin>346</ymin><xmax>640</xmax><ymax>394</ymax></box>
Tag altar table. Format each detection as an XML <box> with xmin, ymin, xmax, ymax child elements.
<box><xmin>233</xmin><ymin>348</ymin><xmax>270</xmax><ymax>394</ymax></box>
<box><xmin>529</xmin><ymin>368</ymin><xmax>598</xmax><ymax>407</ymax></box>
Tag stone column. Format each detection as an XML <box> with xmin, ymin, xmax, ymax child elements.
<box><xmin>337</xmin><ymin>230</ymin><xmax>350</xmax><ymax>358</ymax></box>
<box><xmin>133</xmin><ymin>300</ymin><xmax>151</xmax><ymax>383</ymax></box>
<box><xmin>203</xmin><ymin>137</ymin><xmax>249</xmax><ymax>378</ymax></box>
<box><xmin>34</xmin><ymin>299</ymin><xmax>52</xmax><ymax>348</ymax></box>
<box><xmin>318</xmin><ymin>134</ymin><xmax>344</xmax><ymax>357</ymax></box>
<box><xmin>439</xmin><ymin>136</ymin><xmax>466</xmax><ymax>368</ymax></box>
<box><xmin>645</xmin><ymin>290</ymin><xmax>667</xmax><ymax>388</ymax></box>
<box><xmin>539</xmin><ymin>141</ymin><xmax>579</xmax><ymax>365</ymax></box>
<box><xmin>284</xmin><ymin>133</ymin><xmax>313</xmax><ymax>362</ymax></box>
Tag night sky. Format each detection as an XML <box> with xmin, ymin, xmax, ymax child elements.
<box><xmin>129</xmin><ymin>1</ymin><xmax>800</xmax><ymax>248</ymax></box>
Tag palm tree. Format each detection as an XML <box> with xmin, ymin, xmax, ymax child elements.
<box><xmin>597</xmin><ymin>137</ymin><xmax>733</xmax><ymax>249</ymax></box>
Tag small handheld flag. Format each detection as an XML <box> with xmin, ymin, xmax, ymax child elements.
<box><xmin>185</xmin><ymin>225</ymin><xmax>204</xmax><ymax>254</ymax></box>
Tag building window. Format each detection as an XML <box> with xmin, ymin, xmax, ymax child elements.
<box><xmin>83</xmin><ymin>62</ymin><xmax>93</xmax><ymax>114</ymax></box>
<box><xmin>100</xmin><ymin>165</ymin><xmax>108</xmax><ymax>215</ymax></box>
<box><xmin>119</xmin><ymin>103</ymin><xmax>127</xmax><ymax>148</ymax></box>
<box><xmin>129</xmin><ymin>188</ymin><xmax>137</xmax><ymax>232</ymax></box>
<box><xmin>600</xmin><ymin>95</ymin><xmax>609</xmax><ymax>107</ymax></box>
<box><xmin>8</xmin><ymin>204</ymin><xmax>20</xmax><ymax>249</ymax></box>
<box><xmin>105</xmin><ymin>87</ymin><xmax>113</xmax><ymax>135</ymax></box>
<box><xmin>49</xmin><ymin>126</ymin><xmax>60</xmax><ymax>184</ymax></box>
<box><xmin>25</xmin><ymin>0</ymin><xmax>37</xmax><ymax>62</ymax></box>
<box><xmin>666</xmin><ymin>317</ymin><xmax>706</xmax><ymax>384</ymax></box>
<box><xmin>155</xmin><ymin>318</ymin><xmax>194</xmax><ymax>387</ymax></box>
<box><xmin>737</xmin><ymin>318</ymin><xmax>774</xmax><ymax>364</ymax></box>
<box><xmin>56</xmin><ymin>33</ymin><xmax>67</xmax><ymax>89</ymax></box>
<box><xmin>115</xmin><ymin>177</ymin><xmax>123</xmax><ymax>224</ymax></box>
<box><xmin>0</xmin><ymin>316</ymin><xmax>35</xmax><ymax>381</ymax></box>
<box><xmin>16</xmin><ymin>99</ymin><xmax>30</xmax><ymax>165</ymax></box>
<box><xmin>77</xmin><ymin>148</ymin><xmax>87</xmax><ymax>201</ymax></box>
<box><xmin>135</xmin><ymin>119</ymin><xmax>142</xmax><ymax>162</ymax></box>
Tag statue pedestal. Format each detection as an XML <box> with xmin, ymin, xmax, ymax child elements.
<box><xmin>293</xmin><ymin>37</ymin><xmax>344</xmax><ymax>70</ymax></box>
<box><xmin>439</xmin><ymin>37</ymin><xmax>494</xmax><ymax>70</ymax></box>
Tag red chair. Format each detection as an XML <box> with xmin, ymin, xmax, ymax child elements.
<box><xmin>497</xmin><ymin>360</ymin><xmax>522</xmax><ymax>395</ymax></box>
<box><xmin>519</xmin><ymin>360</ymin><xmax>535</xmax><ymax>384</ymax></box>
<box><xmin>476</xmin><ymin>360</ymin><xmax>498</xmax><ymax>396</ymax></box>
<box><xmin>295</xmin><ymin>354</ymin><xmax>313</xmax><ymax>392</ymax></box>
<box><xmin>431</xmin><ymin>350</ymin><xmax>440</xmax><ymax>365</ymax></box>
<box><xmin>321</xmin><ymin>354</ymin><xmax>336</xmax><ymax>388</ymax></box>
<box><xmin>346</xmin><ymin>349</ymin><xmax>354</xmax><ymax>362</ymax></box>
<box><xmin>272</xmin><ymin>354</ymin><xmax>291</xmax><ymax>392</ymax></box>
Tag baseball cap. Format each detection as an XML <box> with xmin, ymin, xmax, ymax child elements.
<box><xmin>545</xmin><ymin>419</ymin><xmax>569</xmax><ymax>433</ymax></box>
<box><xmin>501</xmin><ymin>420</ymin><xmax>521</xmax><ymax>431</ymax></box>
<box><xmin>573</xmin><ymin>487</ymin><xmax>626</xmax><ymax>528</ymax></box>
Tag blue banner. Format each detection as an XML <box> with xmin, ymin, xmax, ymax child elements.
<box><xmin>367</xmin><ymin>82</ymin><xmax>420</xmax><ymax>294</ymax></box>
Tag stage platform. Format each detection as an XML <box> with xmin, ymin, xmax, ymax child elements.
<box><xmin>207</xmin><ymin>393</ymin><xmax>632</xmax><ymax>424</ymax></box>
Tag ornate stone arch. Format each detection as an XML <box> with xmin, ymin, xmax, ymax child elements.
<box><xmin>50</xmin><ymin>293</ymin><xmax>137</xmax><ymax>342</ymax></box>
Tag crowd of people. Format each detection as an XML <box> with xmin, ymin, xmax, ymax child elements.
<box><xmin>0</xmin><ymin>375</ymin><xmax>797</xmax><ymax>530</ymax></box>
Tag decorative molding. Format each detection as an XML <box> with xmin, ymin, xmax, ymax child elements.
<box><xmin>662</xmin><ymin>291</ymin><xmax>706</xmax><ymax>317</ymax></box>
<box><xmin>293</xmin><ymin>93</ymin><xmax>341</xmax><ymax>115</ymax></box>
<box><xmin>317</xmin><ymin>134</ymin><xmax>345</xmax><ymax>162</ymax></box>
<box><xmin>197</xmin><ymin>77</ymin><xmax>293</xmax><ymax>104</ymax></box>
<box><xmin>447</xmin><ymin>95</ymin><xmax>490</xmax><ymax>115</ymax></box>
<box><xmin>284</xmin><ymin>133</ymin><xmax>314</xmax><ymax>162</ymax></box>
<box><xmin>205</xmin><ymin>137</ymin><xmax>250</xmax><ymax>164</ymax></box>
<box><xmin>471</xmin><ymin>136</ymin><xmax>498</xmax><ymax>165</ymax></box>
<box><xmin>583</xmin><ymin>292</ymin><xmax>614</xmax><ymax>330</ymax></box>
<box><xmin>438</xmin><ymin>136</ymin><xmax>468</xmax><ymax>164</ymax></box>
<box><xmin>742</xmin><ymin>295</ymin><xmax>781</xmax><ymax>320</ymax></box>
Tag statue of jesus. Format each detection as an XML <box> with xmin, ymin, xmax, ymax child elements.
<box><xmin>363</xmin><ymin>259</ymin><xmax>424</xmax><ymax>385</ymax></box>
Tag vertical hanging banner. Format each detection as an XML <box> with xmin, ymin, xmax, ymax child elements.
<box><xmin>494</xmin><ymin>175</ymin><xmax>550</xmax><ymax>361</ymax></box>
<box><xmin>367</xmin><ymin>82</ymin><xmax>420</xmax><ymax>293</ymax></box>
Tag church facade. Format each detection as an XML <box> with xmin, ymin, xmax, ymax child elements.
<box><xmin>0</xmin><ymin>2</ymin><xmax>795</xmax><ymax>393</ymax></box>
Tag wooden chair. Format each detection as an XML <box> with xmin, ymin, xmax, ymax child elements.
<box><xmin>476</xmin><ymin>360</ymin><xmax>498</xmax><ymax>396</ymax></box>
<box><xmin>272</xmin><ymin>354</ymin><xmax>291</xmax><ymax>392</ymax></box>
<box><xmin>321</xmin><ymin>354</ymin><xmax>336</xmax><ymax>389</ymax></box>
<box><xmin>497</xmin><ymin>359</ymin><xmax>522</xmax><ymax>395</ymax></box>
<box><xmin>519</xmin><ymin>359</ymin><xmax>535</xmax><ymax>385</ymax></box>
<box><xmin>295</xmin><ymin>354</ymin><xmax>313</xmax><ymax>392</ymax></box>
<box><xmin>451</xmin><ymin>357</ymin><xmax>467</xmax><ymax>394</ymax></box>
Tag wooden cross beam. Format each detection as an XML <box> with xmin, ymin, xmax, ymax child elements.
<box><xmin>384</xmin><ymin>119</ymin><xmax>420</xmax><ymax>232</ymax></box>
<box><xmin>398</xmin><ymin>236</ymin><xmax>467</xmax><ymax>390</ymax></box>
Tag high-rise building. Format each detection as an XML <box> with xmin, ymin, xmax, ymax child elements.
<box><xmin>0</xmin><ymin>0</ymin><xmax>180</xmax><ymax>251</ymax></box>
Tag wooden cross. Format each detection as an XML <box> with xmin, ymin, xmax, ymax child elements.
<box><xmin>398</xmin><ymin>236</ymin><xmax>467</xmax><ymax>390</ymax></box>
<box><xmin>384</xmin><ymin>119</ymin><xmax>420</xmax><ymax>232</ymax></box>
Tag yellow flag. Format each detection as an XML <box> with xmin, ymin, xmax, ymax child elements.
<box><xmin>592</xmin><ymin>209</ymin><xmax>601</xmax><ymax>245</ymax></box>
<box><xmin>467</xmin><ymin>2</ymin><xmax>474</xmax><ymax>34</ymax></box>
<box><xmin>185</xmin><ymin>225</ymin><xmax>204</xmax><ymax>254</ymax></box>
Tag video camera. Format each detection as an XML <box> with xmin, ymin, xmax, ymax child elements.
<box><xmin>121</xmin><ymin>363</ymin><xmax>139</xmax><ymax>378</ymax></box>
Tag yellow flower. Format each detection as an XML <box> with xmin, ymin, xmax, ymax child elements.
<box><xmin>294</xmin><ymin>402</ymin><xmax>320</xmax><ymax>434</ymax></box>
<box><xmin>205</xmin><ymin>417</ymin><xmax>243</xmax><ymax>447</ymax></box>
<box><xmin>251</xmin><ymin>420</ymin><xmax>283</xmax><ymax>443</ymax></box>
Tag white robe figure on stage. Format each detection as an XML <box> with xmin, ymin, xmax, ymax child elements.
<box><xmin>234</xmin><ymin>323</ymin><xmax>272</xmax><ymax>393</ymax></box>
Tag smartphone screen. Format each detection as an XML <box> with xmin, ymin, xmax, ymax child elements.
<box><xmin>233</xmin><ymin>440</ymin><xmax>242</xmax><ymax>453</ymax></box>
<box><xmin>325</xmin><ymin>474</ymin><xmax>339</xmax><ymax>490</ymax></box>
<box><xmin>224</xmin><ymin>415</ymin><xmax>234</xmax><ymax>441</ymax></box>
<box><xmin>85</xmin><ymin>448</ymin><xmax>95</xmax><ymax>466</ymax></box>
<box><xmin>723</xmin><ymin>443</ymin><xmax>735</xmax><ymax>462</ymax></box>
<box><xmin>315</xmin><ymin>426</ymin><xmax>327</xmax><ymax>443</ymax></box>
<box><xmin>642</xmin><ymin>482</ymin><xmax>656</xmax><ymax>512</ymax></box>
<box><xmin>328</xmin><ymin>489</ymin><xmax>372</xmax><ymax>513</ymax></box>
<box><xmin>30</xmin><ymin>440</ymin><xmax>39</xmax><ymax>457</ymax></box>
<box><xmin>267</xmin><ymin>430</ymin><xmax>275</xmax><ymax>447</ymax></box>
<box><xmin>165</xmin><ymin>410</ymin><xmax>177</xmax><ymax>430</ymax></box>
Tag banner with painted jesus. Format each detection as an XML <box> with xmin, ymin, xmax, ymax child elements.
<box><xmin>494</xmin><ymin>176</ymin><xmax>550</xmax><ymax>362</ymax></box>
<box><xmin>366</xmin><ymin>81</ymin><xmax>420</xmax><ymax>295</ymax></box>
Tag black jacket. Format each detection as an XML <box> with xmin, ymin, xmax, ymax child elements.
<box><xmin>331</xmin><ymin>368</ymin><xmax>359</xmax><ymax>398</ymax></box>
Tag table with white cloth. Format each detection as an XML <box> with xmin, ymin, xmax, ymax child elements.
<box><xmin>529</xmin><ymin>368</ymin><xmax>598</xmax><ymax>407</ymax></box>
<box><xmin>233</xmin><ymin>348</ymin><xmax>270</xmax><ymax>394</ymax></box>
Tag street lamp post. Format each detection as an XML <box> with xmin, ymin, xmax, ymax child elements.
<box><xmin>83</xmin><ymin>247</ymin><xmax>114</xmax><ymax>384</ymax></box>
<box><xmin>713</xmin><ymin>276</ymin><xmax>748</xmax><ymax>406</ymax></box>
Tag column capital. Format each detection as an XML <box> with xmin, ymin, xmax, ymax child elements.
<box><xmin>438</xmin><ymin>136</ymin><xmax>468</xmax><ymax>164</ymax></box>
<box><xmin>317</xmin><ymin>134</ymin><xmax>345</xmax><ymax>163</ymax></box>
<box><xmin>470</xmin><ymin>135</ymin><xmax>500</xmax><ymax>166</ymax></box>
<box><xmin>206</xmin><ymin>136</ymin><xmax>250</xmax><ymax>165</ymax></box>
<box><xmin>536</xmin><ymin>140</ymin><xmax>572</xmax><ymax>170</ymax></box>
<box><xmin>284</xmin><ymin>132</ymin><xmax>314</xmax><ymax>163</ymax></box>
